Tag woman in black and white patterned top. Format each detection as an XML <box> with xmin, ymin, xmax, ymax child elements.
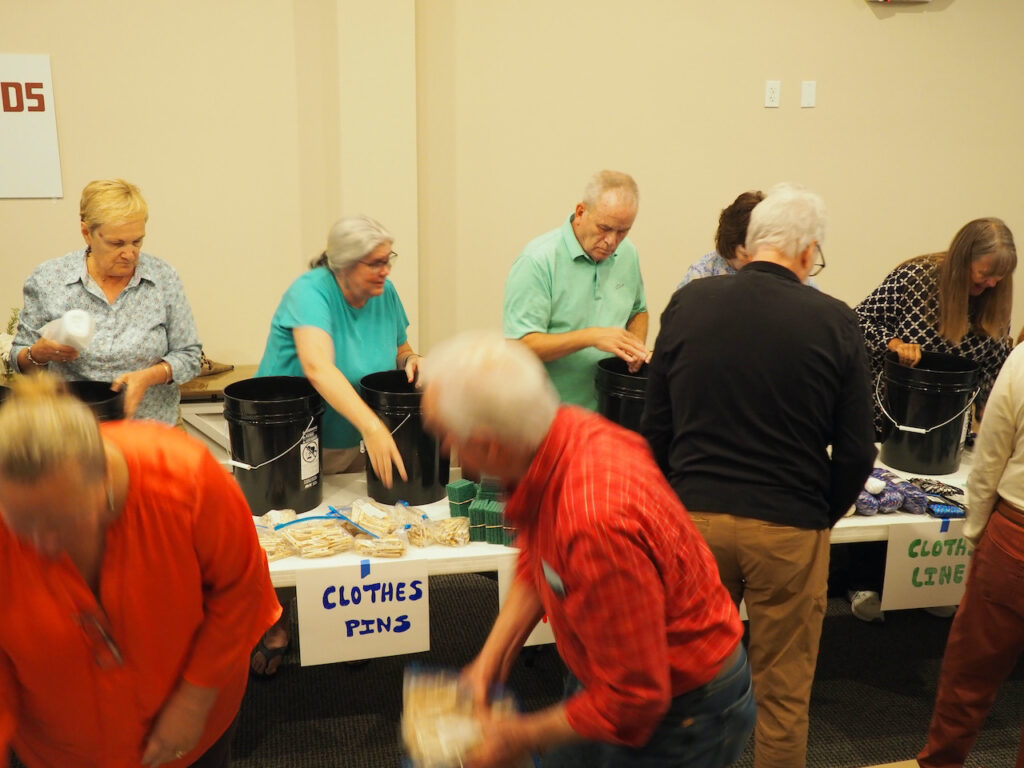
<box><xmin>856</xmin><ymin>218</ymin><xmax>1017</xmax><ymax>437</ymax></box>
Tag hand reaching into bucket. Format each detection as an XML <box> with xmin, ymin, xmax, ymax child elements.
<box><xmin>591</xmin><ymin>327</ymin><xmax>650</xmax><ymax>371</ymax></box>
<box><xmin>402</xmin><ymin>352</ymin><xmax>423</xmax><ymax>384</ymax></box>
<box><xmin>888</xmin><ymin>338</ymin><xmax>922</xmax><ymax>367</ymax></box>
<box><xmin>112</xmin><ymin>363</ymin><xmax>169</xmax><ymax>418</ymax></box>
<box><xmin>627</xmin><ymin>348</ymin><xmax>652</xmax><ymax>374</ymax></box>
<box><xmin>363</xmin><ymin>420</ymin><xmax>409</xmax><ymax>489</ymax></box>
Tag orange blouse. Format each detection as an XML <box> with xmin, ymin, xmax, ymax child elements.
<box><xmin>0</xmin><ymin>421</ymin><xmax>280</xmax><ymax>767</ymax></box>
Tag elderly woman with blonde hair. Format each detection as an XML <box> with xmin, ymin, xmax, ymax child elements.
<box><xmin>0</xmin><ymin>373</ymin><xmax>279</xmax><ymax>766</ymax></box>
<box><xmin>11</xmin><ymin>178</ymin><xmax>201</xmax><ymax>423</ymax></box>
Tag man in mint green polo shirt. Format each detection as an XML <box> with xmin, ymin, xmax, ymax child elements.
<box><xmin>503</xmin><ymin>170</ymin><xmax>649</xmax><ymax>410</ymax></box>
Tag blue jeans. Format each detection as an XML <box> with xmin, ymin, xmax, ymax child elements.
<box><xmin>541</xmin><ymin>644</ymin><xmax>756</xmax><ymax>768</ymax></box>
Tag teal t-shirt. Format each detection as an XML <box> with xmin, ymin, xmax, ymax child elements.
<box><xmin>502</xmin><ymin>214</ymin><xmax>646</xmax><ymax>409</ymax></box>
<box><xmin>256</xmin><ymin>266</ymin><xmax>409</xmax><ymax>449</ymax></box>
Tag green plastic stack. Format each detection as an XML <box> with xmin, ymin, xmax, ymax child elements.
<box><xmin>477</xmin><ymin>476</ymin><xmax>502</xmax><ymax>502</ymax></box>
<box><xmin>485</xmin><ymin>505</ymin><xmax>505</xmax><ymax>544</ymax></box>
<box><xmin>470</xmin><ymin>476</ymin><xmax>508</xmax><ymax>545</ymax></box>
<box><xmin>468</xmin><ymin>496</ymin><xmax>494</xmax><ymax>542</ymax></box>
<box><xmin>446</xmin><ymin>479</ymin><xmax>477</xmax><ymax>518</ymax></box>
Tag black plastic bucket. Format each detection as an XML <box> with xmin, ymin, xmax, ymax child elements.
<box><xmin>595</xmin><ymin>357</ymin><xmax>649</xmax><ymax>433</ymax></box>
<box><xmin>67</xmin><ymin>380</ymin><xmax>125</xmax><ymax>421</ymax></box>
<box><xmin>360</xmin><ymin>370</ymin><xmax>450</xmax><ymax>505</ymax></box>
<box><xmin>878</xmin><ymin>351</ymin><xmax>978</xmax><ymax>475</ymax></box>
<box><xmin>0</xmin><ymin>381</ymin><xmax>122</xmax><ymax>419</ymax></box>
<box><xmin>223</xmin><ymin>376</ymin><xmax>324</xmax><ymax>516</ymax></box>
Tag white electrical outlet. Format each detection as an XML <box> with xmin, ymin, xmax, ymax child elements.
<box><xmin>801</xmin><ymin>80</ymin><xmax>816</xmax><ymax>108</ymax></box>
<box><xmin>764</xmin><ymin>80</ymin><xmax>780</xmax><ymax>108</ymax></box>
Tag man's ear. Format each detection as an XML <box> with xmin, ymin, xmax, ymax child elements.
<box><xmin>799</xmin><ymin>241</ymin><xmax>816</xmax><ymax>272</ymax></box>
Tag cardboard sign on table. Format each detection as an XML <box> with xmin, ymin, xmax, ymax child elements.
<box><xmin>881</xmin><ymin>517</ymin><xmax>972</xmax><ymax>611</ymax></box>
<box><xmin>296</xmin><ymin>558</ymin><xmax>430</xmax><ymax>665</ymax></box>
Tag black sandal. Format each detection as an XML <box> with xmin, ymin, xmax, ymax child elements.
<box><xmin>250</xmin><ymin>636</ymin><xmax>290</xmax><ymax>678</ymax></box>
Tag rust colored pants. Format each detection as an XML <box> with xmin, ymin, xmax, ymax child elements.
<box><xmin>917</xmin><ymin>502</ymin><xmax>1024</xmax><ymax>768</ymax></box>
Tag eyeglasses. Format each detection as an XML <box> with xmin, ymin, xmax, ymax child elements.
<box><xmin>358</xmin><ymin>251</ymin><xmax>398</xmax><ymax>272</ymax></box>
<box><xmin>78</xmin><ymin>610</ymin><xmax>124</xmax><ymax>668</ymax></box>
<box><xmin>809</xmin><ymin>243</ymin><xmax>826</xmax><ymax>277</ymax></box>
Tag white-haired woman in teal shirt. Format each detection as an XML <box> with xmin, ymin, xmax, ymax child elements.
<box><xmin>257</xmin><ymin>214</ymin><xmax>420</xmax><ymax>485</ymax></box>
<box><xmin>253</xmin><ymin>214</ymin><xmax>420</xmax><ymax>677</ymax></box>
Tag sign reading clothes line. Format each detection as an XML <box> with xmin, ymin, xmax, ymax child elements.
<box><xmin>295</xmin><ymin>558</ymin><xmax>430</xmax><ymax>666</ymax></box>
<box><xmin>0</xmin><ymin>53</ymin><xmax>62</xmax><ymax>199</ymax></box>
<box><xmin>881</xmin><ymin>518</ymin><xmax>972</xmax><ymax>611</ymax></box>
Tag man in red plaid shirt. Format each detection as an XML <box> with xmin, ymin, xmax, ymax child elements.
<box><xmin>420</xmin><ymin>331</ymin><xmax>755</xmax><ymax>768</ymax></box>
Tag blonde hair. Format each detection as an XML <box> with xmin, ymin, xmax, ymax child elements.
<box><xmin>0</xmin><ymin>374</ymin><xmax>105</xmax><ymax>482</ymax></box>
<box><xmin>79</xmin><ymin>179</ymin><xmax>149</xmax><ymax>232</ymax></box>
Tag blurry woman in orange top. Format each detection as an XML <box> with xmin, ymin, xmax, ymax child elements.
<box><xmin>0</xmin><ymin>373</ymin><xmax>279</xmax><ymax>767</ymax></box>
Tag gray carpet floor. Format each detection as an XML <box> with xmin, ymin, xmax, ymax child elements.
<box><xmin>14</xmin><ymin>573</ymin><xmax>1018</xmax><ymax>766</ymax></box>
<box><xmin>231</xmin><ymin>573</ymin><xmax>1024</xmax><ymax>768</ymax></box>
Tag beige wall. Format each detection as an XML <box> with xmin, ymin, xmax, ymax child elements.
<box><xmin>417</xmin><ymin>0</ymin><xmax>1024</xmax><ymax>351</ymax></box>
<box><xmin>3</xmin><ymin>1</ymin><xmax>304</xmax><ymax>363</ymax></box>
<box><xmin>0</xmin><ymin>0</ymin><xmax>419</xmax><ymax>363</ymax></box>
<box><xmin>3</xmin><ymin>0</ymin><xmax>1023</xmax><ymax>369</ymax></box>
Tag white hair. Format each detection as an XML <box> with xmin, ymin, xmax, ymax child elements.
<box><xmin>581</xmin><ymin>170</ymin><xmax>639</xmax><ymax>209</ymax></box>
<box><xmin>745</xmin><ymin>182</ymin><xmax>827</xmax><ymax>258</ymax></box>
<box><xmin>419</xmin><ymin>331</ymin><xmax>558</xmax><ymax>449</ymax></box>
<box><xmin>310</xmin><ymin>214</ymin><xmax>393</xmax><ymax>272</ymax></box>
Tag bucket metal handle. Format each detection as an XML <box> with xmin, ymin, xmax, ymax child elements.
<box><xmin>874</xmin><ymin>372</ymin><xmax>979</xmax><ymax>435</ymax></box>
<box><xmin>225</xmin><ymin>415</ymin><xmax>316</xmax><ymax>471</ymax></box>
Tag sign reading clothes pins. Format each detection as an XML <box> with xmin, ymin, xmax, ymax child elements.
<box><xmin>0</xmin><ymin>54</ymin><xmax>62</xmax><ymax>199</ymax></box>
<box><xmin>295</xmin><ymin>559</ymin><xmax>429</xmax><ymax>666</ymax></box>
<box><xmin>881</xmin><ymin>518</ymin><xmax>972</xmax><ymax>611</ymax></box>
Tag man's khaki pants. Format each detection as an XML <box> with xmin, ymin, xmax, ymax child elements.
<box><xmin>689</xmin><ymin>512</ymin><xmax>830</xmax><ymax>768</ymax></box>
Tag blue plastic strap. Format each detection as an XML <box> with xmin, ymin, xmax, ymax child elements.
<box><xmin>327</xmin><ymin>504</ymin><xmax>379</xmax><ymax>538</ymax></box>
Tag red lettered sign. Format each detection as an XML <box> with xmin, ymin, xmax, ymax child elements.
<box><xmin>0</xmin><ymin>54</ymin><xmax>62</xmax><ymax>197</ymax></box>
<box><xmin>1</xmin><ymin>81</ymin><xmax>46</xmax><ymax>112</ymax></box>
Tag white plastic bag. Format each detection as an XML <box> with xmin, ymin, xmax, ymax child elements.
<box><xmin>40</xmin><ymin>309</ymin><xmax>96</xmax><ymax>352</ymax></box>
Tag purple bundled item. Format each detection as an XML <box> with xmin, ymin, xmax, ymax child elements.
<box><xmin>877</xmin><ymin>485</ymin><xmax>903</xmax><ymax>514</ymax></box>
<box><xmin>855</xmin><ymin>490</ymin><xmax>880</xmax><ymax>516</ymax></box>
<box><xmin>873</xmin><ymin>467</ymin><xmax>929</xmax><ymax>515</ymax></box>
<box><xmin>853</xmin><ymin>467</ymin><xmax>931</xmax><ymax>516</ymax></box>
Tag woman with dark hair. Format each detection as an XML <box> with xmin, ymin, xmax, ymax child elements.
<box><xmin>677</xmin><ymin>190</ymin><xmax>764</xmax><ymax>287</ymax></box>
<box><xmin>845</xmin><ymin>217</ymin><xmax>1017</xmax><ymax>624</ymax></box>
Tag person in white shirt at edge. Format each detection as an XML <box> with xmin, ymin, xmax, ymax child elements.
<box><xmin>916</xmin><ymin>341</ymin><xmax>1024</xmax><ymax>767</ymax></box>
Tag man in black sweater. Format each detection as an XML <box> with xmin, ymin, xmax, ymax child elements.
<box><xmin>642</xmin><ymin>183</ymin><xmax>876</xmax><ymax>768</ymax></box>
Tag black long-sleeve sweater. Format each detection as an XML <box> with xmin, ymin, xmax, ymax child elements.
<box><xmin>642</xmin><ymin>261</ymin><xmax>877</xmax><ymax>529</ymax></box>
